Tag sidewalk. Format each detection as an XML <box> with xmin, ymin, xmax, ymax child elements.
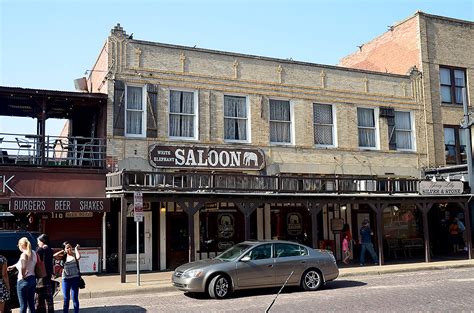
<box><xmin>58</xmin><ymin>259</ymin><xmax>474</xmax><ymax>300</ymax></box>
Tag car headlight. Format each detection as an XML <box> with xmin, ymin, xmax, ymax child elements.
<box><xmin>182</xmin><ymin>269</ymin><xmax>203</xmax><ymax>278</ymax></box>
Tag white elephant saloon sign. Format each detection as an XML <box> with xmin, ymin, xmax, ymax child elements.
<box><xmin>148</xmin><ymin>145</ymin><xmax>265</xmax><ymax>170</ymax></box>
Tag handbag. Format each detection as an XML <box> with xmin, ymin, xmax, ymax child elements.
<box><xmin>35</xmin><ymin>252</ymin><xmax>47</xmax><ymax>278</ymax></box>
<box><xmin>74</xmin><ymin>255</ymin><xmax>86</xmax><ymax>289</ymax></box>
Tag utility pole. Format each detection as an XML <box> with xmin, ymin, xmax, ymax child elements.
<box><xmin>461</xmin><ymin>87</ymin><xmax>474</xmax><ymax>189</ymax></box>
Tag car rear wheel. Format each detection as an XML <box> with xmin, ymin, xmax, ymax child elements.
<box><xmin>301</xmin><ymin>269</ymin><xmax>323</xmax><ymax>291</ymax></box>
<box><xmin>208</xmin><ymin>274</ymin><xmax>230</xmax><ymax>299</ymax></box>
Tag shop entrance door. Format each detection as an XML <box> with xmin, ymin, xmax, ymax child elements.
<box><xmin>166</xmin><ymin>212</ymin><xmax>189</xmax><ymax>269</ymax></box>
<box><xmin>126</xmin><ymin>211</ymin><xmax>152</xmax><ymax>271</ymax></box>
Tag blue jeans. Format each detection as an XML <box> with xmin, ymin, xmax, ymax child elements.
<box><xmin>62</xmin><ymin>276</ymin><xmax>80</xmax><ymax>313</ymax></box>
<box><xmin>17</xmin><ymin>275</ymin><xmax>36</xmax><ymax>313</ymax></box>
<box><xmin>360</xmin><ymin>242</ymin><xmax>379</xmax><ymax>265</ymax></box>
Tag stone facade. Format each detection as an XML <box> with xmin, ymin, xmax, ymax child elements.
<box><xmin>339</xmin><ymin>11</ymin><xmax>474</xmax><ymax>168</ymax></box>
<box><xmin>90</xmin><ymin>24</ymin><xmax>426</xmax><ymax>178</ymax></box>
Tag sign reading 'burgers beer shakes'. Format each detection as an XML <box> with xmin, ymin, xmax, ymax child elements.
<box><xmin>149</xmin><ymin>145</ymin><xmax>265</xmax><ymax>170</ymax></box>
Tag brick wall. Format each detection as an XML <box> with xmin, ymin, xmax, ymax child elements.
<box><xmin>338</xmin><ymin>15</ymin><xmax>421</xmax><ymax>75</ymax></box>
<box><xmin>94</xmin><ymin>26</ymin><xmax>425</xmax><ymax>178</ymax></box>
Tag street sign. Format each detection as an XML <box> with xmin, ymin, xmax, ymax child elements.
<box><xmin>134</xmin><ymin>191</ymin><xmax>144</xmax><ymax>222</ymax></box>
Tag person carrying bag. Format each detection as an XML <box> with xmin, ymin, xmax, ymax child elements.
<box><xmin>53</xmin><ymin>241</ymin><xmax>81</xmax><ymax>313</ymax></box>
<box><xmin>35</xmin><ymin>234</ymin><xmax>54</xmax><ymax>313</ymax></box>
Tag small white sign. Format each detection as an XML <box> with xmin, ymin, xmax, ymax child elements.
<box><xmin>419</xmin><ymin>181</ymin><xmax>463</xmax><ymax>195</ymax></box>
<box><xmin>134</xmin><ymin>191</ymin><xmax>144</xmax><ymax>222</ymax></box>
<box><xmin>78</xmin><ymin>248</ymin><xmax>100</xmax><ymax>273</ymax></box>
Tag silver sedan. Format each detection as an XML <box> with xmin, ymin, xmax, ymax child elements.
<box><xmin>172</xmin><ymin>240</ymin><xmax>339</xmax><ymax>299</ymax></box>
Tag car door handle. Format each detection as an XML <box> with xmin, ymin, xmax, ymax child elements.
<box><xmin>267</xmin><ymin>264</ymin><xmax>273</xmax><ymax>268</ymax></box>
<box><xmin>300</xmin><ymin>261</ymin><xmax>306</xmax><ymax>264</ymax></box>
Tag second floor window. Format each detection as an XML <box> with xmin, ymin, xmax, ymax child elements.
<box><xmin>357</xmin><ymin>108</ymin><xmax>377</xmax><ymax>148</ymax></box>
<box><xmin>125</xmin><ymin>86</ymin><xmax>145</xmax><ymax>136</ymax></box>
<box><xmin>269</xmin><ymin>99</ymin><xmax>291</xmax><ymax>144</ymax></box>
<box><xmin>440</xmin><ymin>66</ymin><xmax>466</xmax><ymax>105</ymax></box>
<box><xmin>224</xmin><ymin>95</ymin><xmax>248</xmax><ymax>141</ymax></box>
<box><xmin>313</xmin><ymin>103</ymin><xmax>334</xmax><ymax>146</ymax></box>
<box><xmin>444</xmin><ymin>126</ymin><xmax>466</xmax><ymax>165</ymax></box>
<box><xmin>169</xmin><ymin>90</ymin><xmax>196</xmax><ymax>139</ymax></box>
<box><xmin>394</xmin><ymin>111</ymin><xmax>413</xmax><ymax>150</ymax></box>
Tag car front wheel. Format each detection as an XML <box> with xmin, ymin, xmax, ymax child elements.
<box><xmin>208</xmin><ymin>274</ymin><xmax>230</xmax><ymax>299</ymax></box>
<box><xmin>301</xmin><ymin>269</ymin><xmax>323</xmax><ymax>291</ymax></box>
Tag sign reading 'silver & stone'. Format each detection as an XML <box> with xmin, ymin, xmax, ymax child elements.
<box><xmin>149</xmin><ymin>145</ymin><xmax>265</xmax><ymax>170</ymax></box>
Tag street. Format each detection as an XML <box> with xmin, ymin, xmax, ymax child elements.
<box><xmin>58</xmin><ymin>268</ymin><xmax>473</xmax><ymax>312</ymax></box>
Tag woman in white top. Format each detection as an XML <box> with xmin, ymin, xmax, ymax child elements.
<box><xmin>7</xmin><ymin>237</ymin><xmax>37</xmax><ymax>313</ymax></box>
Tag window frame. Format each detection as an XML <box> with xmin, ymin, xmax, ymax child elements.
<box><xmin>357</xmin><ymin>107</ymin><xmax>380</xmax><ymax>150</ymax></box>
<box><xmin>313</xmin><ymin>103</ymin><xmax>337</xmax><ymax>148</ymax></box>
<box><xmin>269</xmin><ymin>98</ymin><xmax>294</xmax><ymax>145</ymax></box>
<box><xmin>223</xmin><ymin>94</ymin><xmax>251</xmax><ymax>143</ymax></box>
<box><xmin>124</xmin><ymin>84</ymin><xmax>147</xmax><ymax>138</ymax></box>
<box><xmin>394</xmin><ymin>110</ymin><xmax>416</xmax><ymax>152</ymax></box>
<box><xmin>444</xmin><ymin>125</ymin><xmax>467</xmax><ymax>165</ymax></box>
<box><xmin>439</xmin><ymin>66</ymin><xmax>466</xmax><ymax>105</ymax></box>
<box><xmin>168</xmin><ymin>88</ymin><xmax>199</xmax><ymax>141</ymax></box>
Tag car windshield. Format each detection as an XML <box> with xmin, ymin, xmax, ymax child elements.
<box><xmin>215</xmin><ymin>243</ymin><xmax>253</xmax><ymax>261</ymax></box>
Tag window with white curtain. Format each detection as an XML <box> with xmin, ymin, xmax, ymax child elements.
<box><xmin>357</xmin><ymin>108</ymin><xmax>377</xmax><ymax>148</ymax></box>
<box><xmin>394</xmin><ymin>111</ymin><xmax>413</xmax><ymax>150</ymax></box>
<box><xmin>224</xmin><ymin>95</ymin><xmax>248</xmax><ymax>141</ymax></box>
<box><xmin>125</xmin><ymin>85</ymin><xmax>145</xmax><ymax>136</ymax></box>
<box><xmin>169</xmin><ymin>90</ymin><xmax>196</xmax><ymax>138</ymax></box>
<box><xmin>440</xmin><ymin>66</ymin><xmax>466</xmax><ymax>105</ymax></box>
<box><xmin>269</xmin><ymin>99</ymin><xmax>291</xmax><ymax>144</ymax></box>
<box><xmin>313</xmin><ymin>103</ymin><xmax>334</xmax><ymax>146</ymax></box>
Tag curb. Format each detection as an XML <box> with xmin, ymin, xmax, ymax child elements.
<box><xmin>338</xmin><ymin>262</ymin><xmax>474</xmax><ymax>278</ymax></box>
<box><xmin>55</xmin><ymin>284</ymin><xmax>177</xmax><ymax>301</ymax></box>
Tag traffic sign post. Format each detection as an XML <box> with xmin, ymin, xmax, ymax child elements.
<box><xmin>134</xmin><ymin>191</ymin><xmax>143</xmax><ymax>286</ymax></box>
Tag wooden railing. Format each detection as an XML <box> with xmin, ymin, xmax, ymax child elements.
<box><xmin>106</xmin><ymin>170</ymin><xmax>421</xmax><ymax>194</ymax></box>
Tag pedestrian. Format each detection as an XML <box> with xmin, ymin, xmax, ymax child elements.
<box><xmin>7</xmin><ymin>237</ymin><xmax>37</xmax><ymax>313</ymax></box>
<box><xmin>359</xmin><ymin>220</ymin><xmax>379</xmax><ymax>266</ymax></box>
<box><xmin>0</xmin><ymin>254</ymin><xmax>10</xmax><ymax>313</ymax></box>
<box><xmin>341</xmin><ymin>223</ymin><xmax>353</xmax><ymax>262</ymax></box>
<box><xmin>35</xmin><ymin>234</ymin><xmax>54</xmax><ymax>313</ymax></box>
<box><xmin>53</xmin><ymin>241</ymin><xmax>81</xmax><ymax>313</ymax></box>
<box><xmin>448</xmin><ymin>218</ymin><xmax>460</xmax><ymax>253</ymax></box>
<box><xmin>342</xmin><ymin>234</ymin><xmax>351</xmax><ymax>264</ymax></box>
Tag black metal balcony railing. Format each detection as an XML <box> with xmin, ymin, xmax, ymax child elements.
<box><xmin>0</xmin><ymin>133</ymin><xmax>106</xmax><ymax>168</ymax></box>
<box><xmin>106</xmin><ymin>171</ymin><xmax>421</xmax><ymax>194</ymax></box>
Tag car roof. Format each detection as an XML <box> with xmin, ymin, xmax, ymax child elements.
<box><xmin>240</xmin><ymin>240</ymin><xmax>309</xmax><ymax>247</ymax></box>
<box><xmin>0</xmin><ymin>230</ymin><xmax>41</xmax><ymax>250</ymax></box>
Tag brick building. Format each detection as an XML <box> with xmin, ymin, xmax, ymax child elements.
<box><xmin>88</xmin><ymin>20</ymin><xmax>471</xmax><ymax>277</ymax></box>
<box><xmin>340</xmin><ymin>11</ymin><xmax>474</xmax><ymax>169</ymax></box>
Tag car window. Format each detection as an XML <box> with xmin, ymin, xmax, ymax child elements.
<box><xmin>275</xmin><ymin>243</ymin><xmax>306</xmax><ymax>258</ymax></box>
<box><xmin>216</xmin><ymin>243</ymin><xmax>252</xmax><ymax>260</ymax></box>
<box><xmin>246</xmin><ymin>244</ymin><xmax>272</xmax><ymax>260</ymax></box>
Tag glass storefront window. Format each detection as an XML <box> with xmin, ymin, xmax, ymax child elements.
<box><xmin>383</xmin><ymin>204</ymin><xmax>422</xmax><ymax>240</ymax></box>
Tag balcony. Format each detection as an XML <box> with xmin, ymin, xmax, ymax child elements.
<box><xmin>0</xmin><ymin>133</ymin><xmax>106</xmax><ymax>168</ymax></box>
<box><xmin>106</xmin><ymin>171</ymin><xmax>421</xmax><ymax>194</ymax></box>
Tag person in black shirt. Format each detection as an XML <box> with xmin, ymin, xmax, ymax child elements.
<box><xmin>35</xmin><ymin>234</ymin><xmax>54</xmax><ymax>313</ymax></box>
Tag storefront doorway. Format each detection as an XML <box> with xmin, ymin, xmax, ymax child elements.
<box><xmin>126</xmin><ymin>211</ymin><xmax>152</xmax><ymax>271</ymax></box>
<box><xmin>166</xmin><ymin>211</ymin><xmax>188</xmax><ymax>269</ymax></box>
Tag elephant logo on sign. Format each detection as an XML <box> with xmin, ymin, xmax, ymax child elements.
<box><xmin>243</xmin><ymin>152</ymin><xmax>258</xmax><ymax>166</ymax></box>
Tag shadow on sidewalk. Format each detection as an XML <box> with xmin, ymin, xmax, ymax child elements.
<box><xmin>70</xmin><ymin>305</ymin><xmax>146</xmax><ymax>312</ymax></box>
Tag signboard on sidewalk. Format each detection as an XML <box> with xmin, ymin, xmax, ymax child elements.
<box><xmin>78</xmin><ymin>248</ymin><xmax>100</xmax><ymax>273</ymax></box>
<box><xmin>134</xmin><ymin>191</ymin><xmax>143</xmax><ymax>222</ymax></box>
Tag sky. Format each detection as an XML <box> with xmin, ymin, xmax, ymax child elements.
<box><xmin>0</xmin><ymin>0</ymin><xmax>473</xmax><ymax>136</ymax></box>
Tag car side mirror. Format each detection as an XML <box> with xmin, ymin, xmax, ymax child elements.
<box><xmin>240</xmin><ymin>255</ymin><xmax>251</xmax><ymax>262</ymax></box>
